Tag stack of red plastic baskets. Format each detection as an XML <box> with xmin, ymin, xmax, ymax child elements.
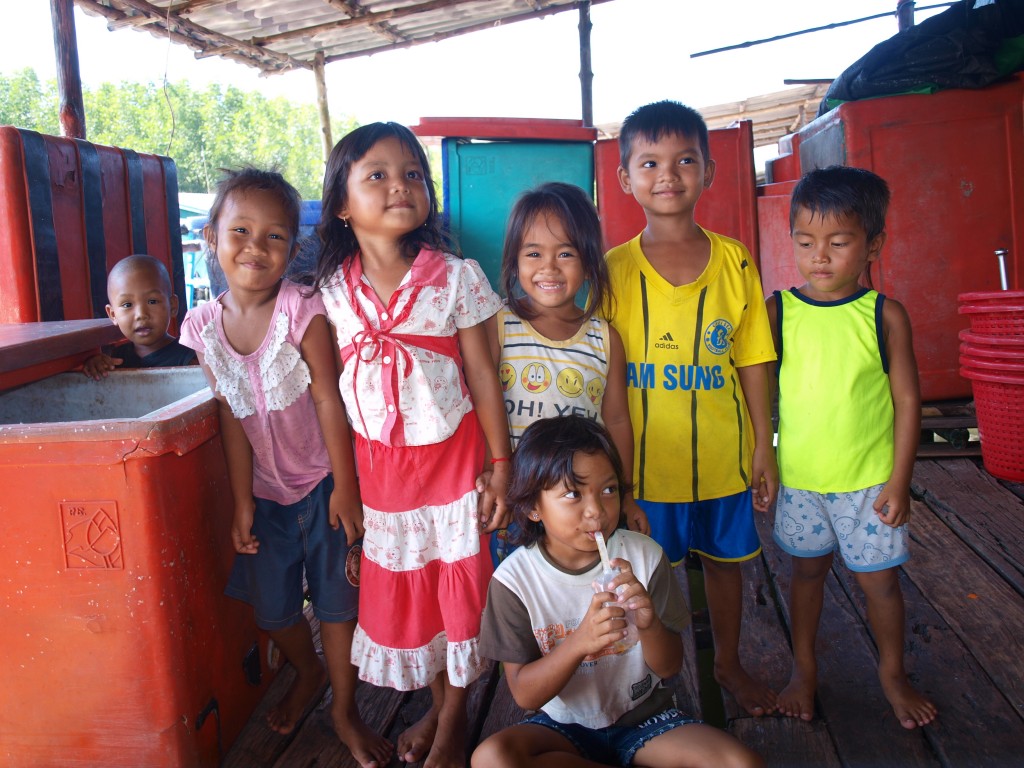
<box><xmin>958</xmin><ymin>290</ymin><xmax>1024</xmax><ymax>481</ymax></box>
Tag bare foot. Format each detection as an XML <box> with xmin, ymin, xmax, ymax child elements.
<box><xmin>423</xmin><ymin>703</ymin><xmax>467</xmax><ymax>768</ymax></box>
<box><xmin>397</xmin><ymin>707</ymin><xmax>438</xmax><ymax>763</ymax></box>
<box><xmin>716</xmin><ymin>661</ymin><xmax>778</xmax><ymax>717</ymax></box>
<box><xmin>332</xmin><ymin>700</ymin><xmax>393</xmax><ymax>768</ymax></box>
<box><xmin>777</xmin><ymin>668</ymin><xmax>816</xmax><ymax>721</ymax></box>
<box><xmin>266</xmin><ymin>664</ymin><xmax>327</xmax><ymax>735</ymax></box>
<box><xmin>881</xmin><ymin>674</ymin><xmax>937</xmax><ymax>729</ymax></box>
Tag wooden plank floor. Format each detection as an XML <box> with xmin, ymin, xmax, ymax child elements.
<box><xmin>223</xmin><ymin>457</ymin><xmax>1024</xmax><ymax>767</ymax></box>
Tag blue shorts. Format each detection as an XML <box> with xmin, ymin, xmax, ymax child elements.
<box><xmin>525</xmin><ymin>707</ymin><xmax>701</xmax><ymax>765</ymax></box>
<box><xmin>639</xmin><ymin>490</ymin><xmax>761</xmax><ymax>565</ymax></box>
<box><xmin>225</xmin><ymin>474</ymin><xmax>360</xmax><ymax>630</ymax></box>
<box><xmin>773</xmin><ymin>483</ymin><xmax>909</xmax><ymax>572</ymax></box>
<box><xmin>489</xmin><ymin>521</ymin><xmax>522</xmax><ymax>567</ymax></box>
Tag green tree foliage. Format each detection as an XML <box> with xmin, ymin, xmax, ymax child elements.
<box><xmin>0</xmin><ymin>69</ymin><xmax>60</xmax><ymax>135</ymax></box>
<box><xmin>0</xmin><ymin>69</ymin><xmax>357</xmax><ymax>198</ymax></box>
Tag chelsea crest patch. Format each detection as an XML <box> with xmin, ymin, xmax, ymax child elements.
<box><xmin>703</xmin><ymin>319</ymin><xmax>733</xmax><ymax>355</ymax></box>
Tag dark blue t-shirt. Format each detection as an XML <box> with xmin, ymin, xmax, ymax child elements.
<box><xmin>116</xmin><ymin>340</ymin><xmax>197</xmax><ymax>368</ymax></box>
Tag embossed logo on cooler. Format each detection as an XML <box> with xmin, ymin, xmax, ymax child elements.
<box><xmin>61</xmin><ymin>501</ymin><xmax>123</xmax><ymax>569</ymax></box>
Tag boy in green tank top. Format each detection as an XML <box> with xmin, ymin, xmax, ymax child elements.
<box><xmin>767</xmin><ymin>166</ymin><xmax>937</xmax><ymax>730</ymax></box>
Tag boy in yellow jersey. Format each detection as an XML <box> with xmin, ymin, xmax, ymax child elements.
<box><xmin>606</xmin><ymin>101</ymin><xmax>779</xmax><ymax>716</ymax></box>
<box><xmin>768</xmin><ymin>165</ymin><xmax>937</xmax><ymax>729</ymax></box>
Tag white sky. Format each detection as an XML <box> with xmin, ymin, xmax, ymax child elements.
<box><xmin>1</xmin><ymin>1</ymin><xmax>947</xmax><ymax>127</ymax></box>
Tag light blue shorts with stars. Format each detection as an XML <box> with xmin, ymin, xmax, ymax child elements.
<box><xmin>772</xmin><ymin>483</ymin><xmax>908</xmax><ymax>572</ymax></box>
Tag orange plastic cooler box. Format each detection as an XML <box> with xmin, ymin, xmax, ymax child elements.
<box><xmin>0</xmin><ymin>368</ymin><xmax>271</xmax><ymax>767</ymax></box>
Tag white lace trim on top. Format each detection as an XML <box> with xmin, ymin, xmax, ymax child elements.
<box><xmin>199</xmin><ymin>312</ymin><xmax>312</xmax><ymax>419</ymax></box>
<box><xmin>351</xmin><ymin>626</ymin><xmax>483</xmax><ymax>691</ymax></box>
<box><xmin>361</xmin><ymin>490</ymin><xmax>481</xmax><ymax>572</ymax></box>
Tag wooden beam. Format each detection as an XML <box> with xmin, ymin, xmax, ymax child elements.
<box><xmin>897</xmin><ymin>0</ymin><xmax>916</xmax><ymax>31</ymax></box>
<box><xmin>51</xmin><ymin>0</ymin><xmax>87</xmax><ymax>139</ymax></box>
<box><xmin>172</xmin><ymin>0</ymin><xmax>229</xmax><ymax>15</ymax></box>
<box><xmin>367</xmin><ymin>21</ymin><xmax>410</xmax><ymax>45</ymax></box>
<box><xmin>76</xmin><ymin>0</ymin><xmax>288</xmax><ymax>73</ymax></box>
<box><xmin>88</xmin><ymin>0</ymin><xmax>312</xmax><ymax>71</ymax></box>
<box><xmin>76</xmin><ymin>0</ymin><xmax>613</xmax><ymax>77</ymax></box>
<box><xmin>323</xmin><ymin>0</ymin><xmax>366</xmax><ymax>16</ymax></box>
<box><xmin>323</xmin><ymin>0</ymin><xmax>615</xmax><ymax>64</ymax></box>
<box><xmin>255</xmin><ymin>0</ymin><xmax>467</xmax><ymax>46</ymax></box>
<box><xmin>108</xmin><ymin>14</ymin><xmax>162</xmax><ymax>30</ymax></box>
<box><xmin>313</xmin><ymin>51</ymin><xmax>333</xmax><ymax>163</ymax></box>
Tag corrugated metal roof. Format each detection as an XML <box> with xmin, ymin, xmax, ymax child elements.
<box><xmin>75</xmin><ymin>0</ymin><xmax>612</xmax><ymax>76</ymax></box>
<box><xmin>596</xmin><ymin>83</ymin><xmax>832</xmax><ymax>148</ymax></box>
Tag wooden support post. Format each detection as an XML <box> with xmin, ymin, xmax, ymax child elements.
<box><xmin>896</xmin><ymin>0</ymin><xmax>915</xmax><ymax>31</ymax></box>
<box><xmin>578</xmin><ymin>1</ymin><xmax>593</xmax><ymax>128</ymax></box>
<box><xmin>314</xmin><ymin>51</ymin><xmax>333</xmax><ymax>162</ymax></box>
<box><xmin>50</xmin><ymin>0</ymin><xmax>87</xmax><ymax>139</ymax></box>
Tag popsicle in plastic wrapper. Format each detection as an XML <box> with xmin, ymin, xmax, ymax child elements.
<box><xmin>593</xmin><ymin>531</ymin><xmax>639</xmax><ymax>652</ymax></box>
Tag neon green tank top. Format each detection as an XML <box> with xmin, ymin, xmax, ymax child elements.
<box><xmin>776</xmin><ymin>288</ymin><xmax>894</xmax><ymax>493</ymax></box>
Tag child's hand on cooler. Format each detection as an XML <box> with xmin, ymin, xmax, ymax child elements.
<box><xmin>478</xmin><ymin>459</ymin><xmax>510</xmax><ymax>533</ymax></box>
<box><xmin>623</xmin><ymin>497</ymin><xmax>649</xmax><ymax>534</ymax></box>
<box><xmin>81</xmin><ymin>352</ymin><xmax>123</xmax><ymax>380</ymax></box>
<box><xmin>607</xmin><ymin>557</ymin><xmax>657</xmax><ymax>631</ymax></box>
<box><xmin>751</xmin><ymin>444</ymin><xmax>779</xmax><ymax>513</ymax></box>
<box><xmin>874</xmin><ymin>482</ymin><xmax>911</xmax><ymax>527</ymax></box>
<box><xmin>231</xmin><ymin>502</ymin><xmax>260</xmax><ymax>554</ymax></box>
<box><xmin>329</xmin><ymin>488</ymin><xmax>365</xmax><ymax>546</ymax></box>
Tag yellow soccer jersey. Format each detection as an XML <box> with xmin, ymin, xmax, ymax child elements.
<box><xmin>605</xmin><ymin>229</ymin><xmax>776</xmax><ymax>503</ymax></box>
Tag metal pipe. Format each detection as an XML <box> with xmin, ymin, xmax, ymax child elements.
<box><xmin>996</xmin><ymin>249</ymin><xmax>1009</xmax><ymax>290</ymax></box>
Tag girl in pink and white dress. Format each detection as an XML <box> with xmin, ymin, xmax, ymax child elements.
<box><xmin>313</xmin><ymin>122</ymin><xmax>512</xmax><ymax>768</ymax></box>
<box><xmin>180</xmin><ymin>168</ymin><xmax>391</xmax><ymax>767</ymax></box>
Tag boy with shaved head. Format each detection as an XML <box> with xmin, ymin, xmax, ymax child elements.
<box><xmin>82</xmin><ymin>254</ymin><xmax>196</xmax><ymax>379</ymax></box>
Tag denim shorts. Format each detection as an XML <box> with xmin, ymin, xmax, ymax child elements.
<box><xmin>225</xmin><ymin>474</ymin><xmax>360</xmax><ymax>630</ymax></box>
<box><xmin>524</xmin><ymin>707</ymin><xmax>701</xmax><ymax>765</ymax></box>
<box><xmin>639</xmin><ymin>490</ymin><xmax>761</xmax><ymax>565</ymax></box>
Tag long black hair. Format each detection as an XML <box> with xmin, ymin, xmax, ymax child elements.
<box><xmin>500</xmin><ymin>181</ymin><xmax>608</xmax><ymax>321</ymax></box>
<box><xmin>312</xmin><ymin>122</ymin><xmax>452</xmax><ymax>289</ymax></box>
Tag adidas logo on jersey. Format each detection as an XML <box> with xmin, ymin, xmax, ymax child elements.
<box><xmin>655</xmin><ymin>332</ymin><xmax>679</xmax><ymax>350</ymax></box>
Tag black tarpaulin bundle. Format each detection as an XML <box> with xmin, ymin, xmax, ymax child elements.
<box><xmin>821</xmin><ymin>0</ymin><xmax>1024</xmax><ymax>114</ymax></box>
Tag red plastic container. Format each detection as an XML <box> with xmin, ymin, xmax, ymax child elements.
<box><xmin>960</xmin><ymin>365</ymin><xmax>1024</xmax><ymax>481</ymax></box>
<box><xmin>960</xmin><ymin>340</ymin><xmax>1024</xmax><ymax>360</ymax></box>
<box><xmin>759</xmin><ymin>74</ymin><xmax>1024</xmax><ymax>401</ymax></box>
<box><xmin>755</xmin><ymin>179</ymin><xmax>802</xmax><ymax>291</ymax></box>
<box><xmin>958</xmin><ymin>290</ymin><xmax>1024</xmax><ymax>306</ymax></box>
<box><xmin>0</xmin><ymin>368</ymin><xmax>272</xmax><ymax>767</ymax></box>
<box><xmin>959</xmin><ymin>328</ymin><xmax>1024</xmax><ymax>349</ymax></box>
<box><xmin>960</xmin><ymin>346</ymin><xmax>1024</xmax><ymax>366</ymax></box>
<box><xmin>958</xmin><ymin>290</ymin><xmax>1024</xmax><ymax>336</ymax></box>
<box><xmin>959</xmin><ymin>353</ymin><xmax>1024</xmax><ymax>372</ymax></box>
